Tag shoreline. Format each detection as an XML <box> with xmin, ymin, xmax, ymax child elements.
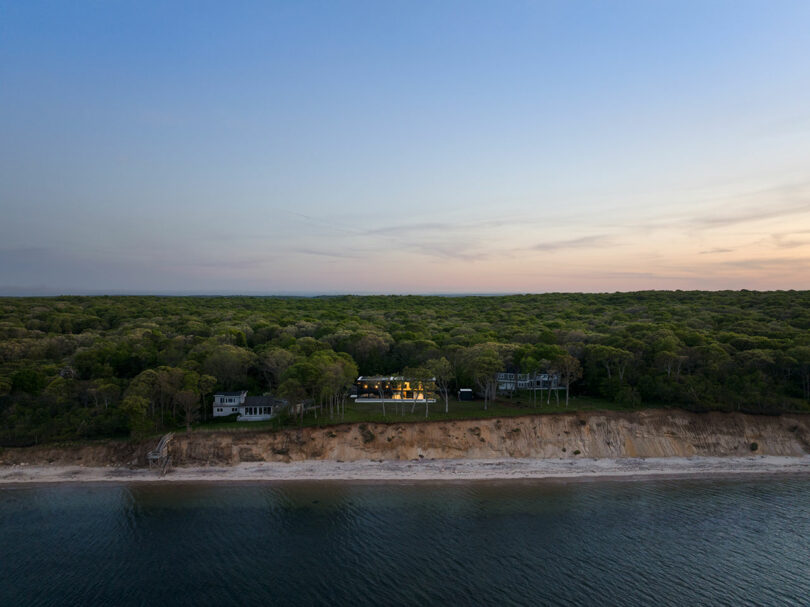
<box><xmin>2</xmin><ymin>455</ymin><xmax>810</xmax><ymax>485</ymax></box>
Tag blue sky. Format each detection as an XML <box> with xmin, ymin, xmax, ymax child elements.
<box><xmin>2</xmin><ymin>1</ymin><xmax>809</xmax><ymax>294</ymax></box>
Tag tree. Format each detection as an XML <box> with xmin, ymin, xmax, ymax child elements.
<box><xmin>260</xmin><ymin>347</ymin><xmax>295</xmax><ymax>393</ymax></box>
<box><xmin>4</xmin><ymin>290</ymin><xmax>810</xmax><ymax>448</ymax></box>
<box><xmin>155</xmin><ymin>366</ymin><xmax>185</xmax><ymax>425</ymax></box>
<box><xmin>282</xmin><ymin>360</ymin><xmax>321</xmax><ymax>423</ymax></box>
<box><xmin>391</xmin><ymin>339</ymin><xmax>440</xmax><ymax>370</ymax></box>
<box><xmin>403</xmin><ymin>365</ymin><xmax>434</xmax><ymax>417</ymax></box>
<box><xmin>789</xmin><ymin>346</ymin><xmax>810</xmax><ymax>401</ymax></box>
<box><xmin>0</xmin><ymin>376</ymin><xmax>11</xmax><ymax>397</ymax></box>
<box><xmin>120</xmin><ymin>395</ymin><xmax>151</xmax><ymax>438</ymax></box>
<box><xmin>278</xmin><ymin>378</ymin><xmax>306</xmax><ymax>427</ymax></box>
<box><xmin>196</xmin><ymin>374</ymin><xmax>217</xmax><ymax>421</ymax></box>
<box><xmin>428</xmin><ymin>357</ymin><xmax>454</xmax><ymax>413</ymax></box>
<box><xmin>552</xmin><ymin>354</ymin><xmax>582</xmax><ymax>407</ymax></box>
<box><xmin>520</xmin><ymin>355</ymin><xmax>539</xmax><ymax>407</ymax></box>
<box><xmin>203</xmin><ymin>346</ymin><xmax>257</xmax><ymax>389</ymax></box>
<box><xmin>586</xmin><ymin>345</ymin><xmax>633</xmax><ymax>381</ymax></box>
<box><xmin>348</xmin><ymin>331</ymin><xmax>393</xmax><ymax>373</ymax></box>
<box><xmin>126</xmin><ymin>369</ymin><xmax>160</xmax><ymax>426</ymax></box>
<box><xmin>88</xmin><ymin>381</ymin><xmax>120</xmax><ymax>410</ymax></box>
<box><xmin>176</xmin><ymin>389</ymin><xmax>200</xmax><ymax>432</ymax></box>
<box><xmin>311</xmin><ymin>351</ymin><xmax>357</xmax><ymax>419</ymax></box>
<box><xmin>11</xmin><ymin>369</ymin><xmax>46</xmax><ymax>395</ymax></box>
<box><xmin>465</xmin><ymin>346</ymin><xmax>502</xmax><ymax>410</ymax></box>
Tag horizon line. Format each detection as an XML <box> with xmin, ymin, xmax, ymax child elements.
<box><xmin>0</xmin><ymin>287</ymin><xmax>805</xmax><ymax>298</ymax></box>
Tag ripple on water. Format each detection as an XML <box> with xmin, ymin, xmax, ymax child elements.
<box><xmin>1</xmin><ymin>478</ymin><xmax>810</xmax><ymax>606</ymax></box>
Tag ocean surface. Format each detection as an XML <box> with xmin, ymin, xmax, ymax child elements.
<box><xmin>1</xmin><ymin>478</ymin><xmax>809</xmax><ymax>606</ymax></box>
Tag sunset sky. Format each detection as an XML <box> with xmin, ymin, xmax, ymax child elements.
<box><xmin>2</xmin><ymin>1</ymin><xmax>810</xmax><ymax>294</ymax></box>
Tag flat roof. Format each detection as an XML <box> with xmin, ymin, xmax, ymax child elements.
<box><xmin>245</xmin><ymin>395</ymin><xmax>286</xmax><ymax>406</ymax></box>
<box><xmin>356</xmin><ymin>376</ymin><xmax>436</xmax><ymax>382</ymax></box>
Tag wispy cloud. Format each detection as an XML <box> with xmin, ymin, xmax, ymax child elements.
<box><xmin>532</xmin><ymin>235</ymin><xmax>613</xmax><ymax>252</ymax></box>
<box><xmin>363</xmin><ymin>222</ymin><xmax>451</xmax><ymax>236</ymax></box>
<box><xmin>178</xmin><ymin>256</ymin><xmax>277</xmax><ymax>271</ymax></box>
<box><xmin>676</xmin><ymin>181</ymin><xmax>810</xmax><ymax>232</ymax></box>
<box><xmin>291</xmin><ymin>248</ymin><xmax>366</xmax><ymax>260</ymax></box>
<box><xmin>689</xmin><ymin>202</ymin><xmax>810</xmax><ymax>230</ymax></box>
<box><xmin>718</xmin><ymin>256</ymin><xmax>810</xmax><ymax>271</ymax></box>
<box><xmin>416</xmin><ymin>243</ymin><xmax>491</xmax><ymax>262</ymax></box>
<box><xmin>769</xmin><ymin>229</ymin><xmax>810</xmax><ymax>249</ymax></box>
<box><xmin>610</xmin><ymin>181</ymin><xmax>810</xmax><ymax>238</ymax></box>
<box><xmin>699</xmin><ymin>247</ymin><xmax>733</xmax><ymax>255</ymax></box>
<box><xmin>596</xmin><ymin>271</ymin><xmax>694</xmax><ymax>281</ymax></box>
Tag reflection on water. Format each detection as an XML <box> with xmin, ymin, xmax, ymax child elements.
<box><xmin>1</xmin><ymin>478</ymin><xmax>809</xmax><ymax>606</ymax></box>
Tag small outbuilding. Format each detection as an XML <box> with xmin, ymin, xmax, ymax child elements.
<box><xmin>457</xmin><ymin>388</ymin><xmax>474</xmax><ymax>401</ymax></box>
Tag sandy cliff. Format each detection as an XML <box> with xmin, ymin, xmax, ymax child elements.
<box><xmin>3</xmin><ymin>409</ymin><xmax>810</xmax><ymax>468</ymax></box>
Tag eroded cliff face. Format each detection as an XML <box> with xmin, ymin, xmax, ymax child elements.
<box><xmin>3</xmin><ymin>409</ymin><xmax>810</xmax><ymax>467</ymax></box>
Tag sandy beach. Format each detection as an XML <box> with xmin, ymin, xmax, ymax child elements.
<box><xmin>2</xmin><ymin>455</ymin><xmax>810</xmax><ymax>484</ymax></box>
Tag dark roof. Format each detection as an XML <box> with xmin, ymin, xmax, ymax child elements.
<box><xmin>245</xmin><ymin>395</ymin><xmax>286</xmax><ymax>407</ymax></box>
<box><xmin>215</xmin><ymin>391</ymin><xmax>246</xmax><ymax>397</ymax></box>
<box><xmin>355</xmin><ymin>376</ymin><xmax>436</xmax><ymax>383</ymax></box>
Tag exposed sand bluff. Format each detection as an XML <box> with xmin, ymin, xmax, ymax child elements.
<box><xmin>2</xmin><ymin>409</ymin><xmax>810</xmax><ymax>483</ymax></box>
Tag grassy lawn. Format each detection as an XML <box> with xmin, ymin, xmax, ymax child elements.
<box><xmin>194</xmin><ymin>392</ymin><xmax>655</xmax><ymax>433</ymax></box>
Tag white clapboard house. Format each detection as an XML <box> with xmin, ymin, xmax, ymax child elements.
<box><xmin>212</xmin><ymin>391</ymin><xmax>287</xmax><ymax>421</ymax></box>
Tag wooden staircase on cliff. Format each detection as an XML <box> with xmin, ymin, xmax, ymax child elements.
<box><xmin>147</xmin><ymin>433</ymin><xmax>174</xmax><ymax>475</ymax></box>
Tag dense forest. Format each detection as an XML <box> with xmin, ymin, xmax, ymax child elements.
<box><xmin>1</xmin><ymin>292</ymin><xmax>809</xmax><ymax>446</ymax></box>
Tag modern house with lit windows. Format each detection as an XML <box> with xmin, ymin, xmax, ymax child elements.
<box><xmin>212</xmin><ymin>391</ymin><xmax>287</xmax><ymax>421</ymax></box>
<box><xmin>351</xmin><ymin>376</ymin><xmax>437</xmax><ymax>404</ymax></box>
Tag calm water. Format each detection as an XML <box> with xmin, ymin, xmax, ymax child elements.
<box><xmin>1</xmin><ymin>478</ymin><xmax>809</xmax><ymax>606</ymax></box>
